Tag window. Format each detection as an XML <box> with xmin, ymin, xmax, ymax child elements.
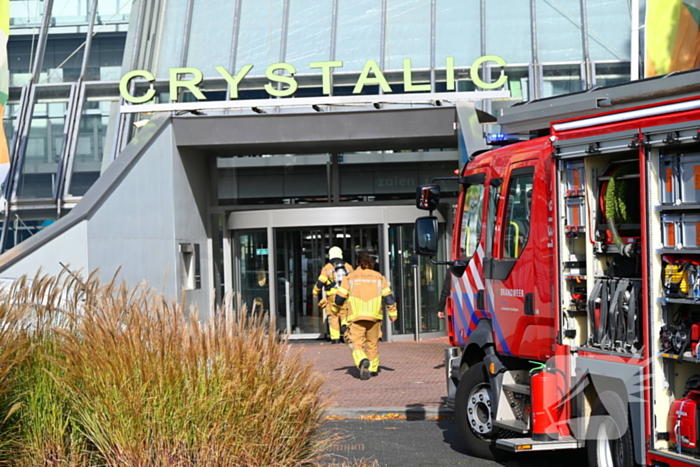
<box><xmin>460</xmin><ymin>183</ymin><xmax>484</xmax><ymax>258</ymax></box>
<box><xmin>486</xmin><ymin>180</ymin><xmax>501</xmax><ymax>258</ymax></box>
<box><xmin>502</xmin><ymin>173</ymin><xmax>533</xmax><ymax>259</ymax></box>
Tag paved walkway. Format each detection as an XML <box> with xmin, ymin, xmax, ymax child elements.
<box><xmin>296</xmin><ymin>337</ymin><xmax>452</xmax><ymax>418</ymax></box>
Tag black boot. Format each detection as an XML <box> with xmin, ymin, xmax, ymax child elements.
<box><xmin>359</xmin><ymin>359</ymin><xmax>371</xmax><ymax>380</ymax></box>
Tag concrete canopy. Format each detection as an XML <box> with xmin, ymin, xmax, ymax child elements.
<box><xmin>171</xmin><ymin>107</ymin><xmax>459</xmax><ymax>155</ymax></box>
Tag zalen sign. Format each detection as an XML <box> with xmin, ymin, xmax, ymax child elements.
<box><xmin>119</xmin><ymin>55</ymin><xmax>508</xmax><ymax>104</ymax></box>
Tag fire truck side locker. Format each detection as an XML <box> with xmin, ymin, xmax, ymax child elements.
<box><xmin>645</xmin><ymin>122</ymin><xmax>700</xmax><ymax>467</ymax></box>
<box><xmin>551</xmin><ymin>129</ymin><xmax>647</xmax><ymax>466</ymax></box>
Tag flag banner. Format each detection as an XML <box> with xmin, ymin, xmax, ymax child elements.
<box><xmin>646</xmin><ymin>0</ymin><xmax>700</xmax><ymax>77</ymax></box>
<box><xmin>0</xmin><ymin>0</ymin><xmax>9</xmax><ymax>199</ymax></box>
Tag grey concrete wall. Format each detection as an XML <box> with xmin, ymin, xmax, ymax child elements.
<box><xmin>85</xmin><ymin>126</ymin><xmax>213</xmax><ymax>315</ymax></box>
<box><xmin>0</xmin><ymin>221</ymin><xmax>89</xmax><ymax>279</ymax></box>
<box><xmin>171</xmin><ymin>147</ymin><xmax>212</xmax><ymax>316</ymax></box>
<box><xmin>87</xmin><ymin>125</ymin><xmax>179</xmax><ymax>300</ymax></box>
<box><xmin>0</xmin><ymin>114</ymin><xmax>214</xmax><ymax>316</ymax></box>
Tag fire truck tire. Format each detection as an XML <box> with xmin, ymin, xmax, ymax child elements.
<box><xmin>454</xmin><ymin>361</ymin><xmax>505</xmax><ymax>461</ymax></box>
<box><xmin>586</xmin><ymin>391</ymin><xmax>636</xmax><ymax>467</ymax></box>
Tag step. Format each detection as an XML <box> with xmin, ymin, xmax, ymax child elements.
<box><xmin>493</xmin><ymin>419</ymin><xmax>528</xmax><ymax>434</ymax></box>
<box><xmin>502</xmin><ymin>383</ymin><xmax>530</xmax><ymax>395</ymax></box>
<box><xmin>496</xmin><ymin>436</ymin><xmax>583</xmax><ymax>452</ymax></box>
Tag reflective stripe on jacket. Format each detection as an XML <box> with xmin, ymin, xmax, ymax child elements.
<box><xmin>334</xmin><ymin>268</ymin><xmax>397</xmax><ymax>322</ymax></box>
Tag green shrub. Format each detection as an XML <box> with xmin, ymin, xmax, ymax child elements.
<box><xmin>0</xmin><ymin>271</ymin><xmax>334</xmax><ymax>466</ymax></box>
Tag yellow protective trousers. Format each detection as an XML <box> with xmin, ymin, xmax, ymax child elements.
<box><xmin>348</xmin><ymin>320</ymin><xmax>382</xmax><ymax>372</ymax></box>
<box><xmin>325</xmin><ymin>295</ymin><xmax>348</xmax><ymax>340</ymax></box>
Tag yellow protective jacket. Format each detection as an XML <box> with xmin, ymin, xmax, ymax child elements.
<box><xmin>334</xmin><ymin>268</ymin><xmax>397</xmax><ymax>322</ymax></box>
<box><xmin>312</xmin><ymin>261</ymin><xmax>354</xmax><ymax>298</ymax></box>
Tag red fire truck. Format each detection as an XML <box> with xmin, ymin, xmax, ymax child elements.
<box><xmin>415</xmin><ymin>70</ymin><xmax>700</xmax><ymax>467</ymax></box>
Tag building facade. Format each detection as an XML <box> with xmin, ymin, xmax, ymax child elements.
<box><xmin>0</xmin><ymin>0</ymin><xmax>639</xmax><ymax>340</ymax></box>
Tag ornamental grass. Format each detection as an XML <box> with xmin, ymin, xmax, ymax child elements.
<box><xmin>0</xmin><ymin>270</ymin><xmax>341</xmax><ymax>466</ymax></box>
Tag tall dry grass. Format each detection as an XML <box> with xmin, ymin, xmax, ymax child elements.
<box><xmin>0</xmin><ymin>270</ymin><xmax>336</xmax><ymax>466</ymax></box>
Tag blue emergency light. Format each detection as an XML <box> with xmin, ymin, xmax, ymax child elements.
<box><xmin>486</xmin><ymin>133</ymin><xmax>530</xmax><ymax>146</ymax></box>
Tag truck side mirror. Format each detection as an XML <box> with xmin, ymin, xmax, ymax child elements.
<box><xmin>416</xmin><ymin>184</ymin><xmax>441</xmax><ymax>211</ymax></box>
<box><xmin>415</xmin><ymin>216</ymin><xmax>438</xmax><ymax>256</ymax></box>
<box><xmin>449</xmin><ymin>260</ymin><xmax>468</xmax><ymax>277</ymax></box>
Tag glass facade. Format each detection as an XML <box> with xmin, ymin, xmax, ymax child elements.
<box><xmin>2</xmin><ymin>0</ymin><xmax>639</xmax><ymax>339</ymax></box>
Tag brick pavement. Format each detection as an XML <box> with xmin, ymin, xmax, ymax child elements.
<box><xmin>296</xmin><ymin>337</ymin><xmax>450</xmax><ymax>413</ymax></box>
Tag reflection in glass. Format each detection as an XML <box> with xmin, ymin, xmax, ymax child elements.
<box><xmin>218</xmin><ymin>154</ymin><xmax>330</xmax><ymax>205</ymax></box>
<box><xmin>286</xmin><ymin>0</ymin><xmax>333</xmax><ymax>73</ymax></box>
<box><xmin>390</xmin><ymin>224</ymin><xmax>445</xmax><ymax>335</ymax></box>
<box><xmin>536</xmin><ymin>0</ymin><xmax>582</xmax><ymax>63</ymax></box>
<box><xmin>586</xmin><ymin>0</ymin><xmax>630</xmax><ymax>61</ymax></box>
<box><xmin>8</xmin><ymin>38</ymin><xmax>35</xmax><ymax>85</ymax></box>
<box><xmin>236</xmin><ymin>0</ymin><xmax>284</xmax><ymax>76</ymax></box>
<box><xmin>415</xmin><ymin>217</ymin><xmax>438</xmax><ymax>255</ymax></box>
<box><xmin>17</xmin><ymin>100</ymin><xmax>68</xmax><ymax>199</ymax></box>
<box><xmin>68</xmin><ymin>98</ymin><xmax>118</xmax><ymax>197</ymax></box>
<box><xmin>277</xmin><ymin>229</ymin><xmax>324</xmax><ymax>335</ymax></box>
<box><xmin>436</xmin><ymin>0</ymin><xmax>481</xmax><ymax>67</ymax></box>
<box><xmin>3</xmin><ymin>212</ymin><xmax>55</xmax><ymax>251</ymax></box>
<box><xmin>94</xmin><ymin>0</ymin><xmax>131</xmax><ymax>23</ymax></box>
<box><xmin>339</xmin><ymin>156</ymin><xmax>459</xmax><ymax>202</ymax></box>
<box><xmin>336</xmin><ymin>0</ymin><xmax>381</xmax><ymax>72</ymax></box>
<box><xmin>155</xmin><ymin>0</ymin><xmax>188</xmax><ymax>79</ymax></box>
<box><xmin>503</xmin><ymin>175</ymin><xmax>533</xmax><ymax>259</ymax></box>
<box><xmin>595</xmin><ymin>62</ymin><xmax>631</xmax><ymax>87</ymax></box>
<box><xmin>460</xmin><ymin>184</ymin><xmax>484</xmax><ymax>258</ymax></box>
<box><xmin>39</xmin><ymin>36</ymin><xmax>85</xmax><ymax>83</ymax></box>
<box><xmin>49</xmin><ymin>0</ymin><xmax>92</xmax><ymax>27</ymax></box>
<box><xmin>85</xmin><ymin>34</ymin><xmax>127</xmax><ymax>82</ymax></box>
<box><xmin>186</xmin><ymin>0</ymin><xmax>235</xmax><ymax>77</ymax></box>
<box><xmin>2</xmin><ymin>103</ymin><xmax>19</xmax><ymax>154</ymax></box>
<box><xmin>485</xmin><ymin>0</ymin><xmax>532</xmax><ymax>64</ymax></box>
<box><xmin>9</xmin><ymin>0</ymin><xmax>45</xmax><ymax>29</ymax></box>
<box><xmin>385</xmin><ymin>0</ymin><xmax>431</xmax><ymax>70</ymax></box>
<box><xmin>542</xmin><ymin>64</ymin><xmax>583</xmax><ymax>97</ymax></box>
<box><xmin>490</xmin><ymin>66</ymin><xmax>529</xmax><ymax>106</ymax></box>
<box><xmin>238</xmin><ymin>231</ymin><xmax>270</xmax><ymax>317</ymax></box>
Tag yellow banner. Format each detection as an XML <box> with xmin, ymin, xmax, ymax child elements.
<box><xmin>646</xmin><ymin>0</ymin><xmax>700</xmax><ymax>77</ymax></box>
<box><xmin>0</xmin><ymin>0</ymin><xmax>9</xmax><ymax>169</ymax></box>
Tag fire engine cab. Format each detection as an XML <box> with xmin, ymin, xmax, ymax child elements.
<box><xmin>415</xmin><ymin>69</ymin><xmax>700</xmax><ymax>467</ymax></box>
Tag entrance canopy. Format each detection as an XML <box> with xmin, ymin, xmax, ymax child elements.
<box><xmin>172</xmin><ymin>106</ymin><xmax>459</xmax><ymax>155</ymax></box>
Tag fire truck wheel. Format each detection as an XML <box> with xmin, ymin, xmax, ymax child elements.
<box><xmin>454</xmin><ymin>361</ymin><xmax>504</xmax><ymax>461</ymax></box>
<box><xmin>586</xmin><ymin>391</ymin><xmax>636</xmax><ymax>467</ymax></box>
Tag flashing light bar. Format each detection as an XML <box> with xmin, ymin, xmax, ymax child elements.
<box><xmin>486</xmin><ymin>133</ymin><xmax>530</xmax><ymax>145</ymax></box>
<box><xmin>552</xmin><ymin>98</ymin><xmax>700</xmax><ymax>132</ymax></box>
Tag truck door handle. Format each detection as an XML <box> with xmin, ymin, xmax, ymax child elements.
<box><xmin>524</xmin><ymin>293</ymin><xmax>534</xmax><ymax>315</ymax></box>
<box><xmin>477</xmin><ymin>290</ymin><xmax>485</xmax><ymax>311</ymax></box>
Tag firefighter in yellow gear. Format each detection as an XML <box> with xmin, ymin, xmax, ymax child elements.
<box><xmin>313</xmin><ymin>246</ymin><xmax>354</xmax><ymax>344</ymax></box>
<box><xmin>333</xmin><ymin>252</ymin><xmax>397</xmax><ymax>380</ymax></box>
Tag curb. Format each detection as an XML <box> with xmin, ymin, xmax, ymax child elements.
<box><xmin>326</xmin><ymin>406</ymin><xmax>455</xmax><ymax>420</ymax></box>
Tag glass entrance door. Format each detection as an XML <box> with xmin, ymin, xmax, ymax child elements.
<box><xmin>389</xmin><ymin>224</ymin><xmax>446</xmax><ymax>336</ymax></box>
<box><xmin>275</xmin><ymin>225</ymin><xmax>380</xmax><ymax>337</ymax></box>
<box><xmin>237</xmin><ymin>230</ymin><xmax>271</xmax><ymax>316</ymax></box>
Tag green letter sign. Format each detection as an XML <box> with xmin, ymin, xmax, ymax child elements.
<box><xmin>403</xmin><ymin>59</ymin><xmax>430</xmax><ymax>92</ymax></box>
<box><xmin>215</xmin><ymin>65</ymin><xmax>254</xmax><ymax>99</ymax></box>
<box><xmin>353</xmin><ymin>60</ymin><xmax>391</xmax><ymax>94</ymax></box>
<box><xmin>470</xmin><ymin>55</ymin><xmax>507</xmax><ymax>90</ymax></box>
<box><xmin>119</xmin><ymin>70</ymin><xmax>156</xmax><ymax>104</ymax></box>
<box><xmin>309</xmin><ymin>61</ymin><xmax>343</xmax><ymax>95</ymax></box>
<box><xmin>265</xmin><ymin>63</ymin><xmax>298</xmax><ymax>97</ymax></box>
<box><xmin>169</xmin><ymin>67</ymin><xmax>207</xmax><ymax>100</ymax></box>
<box><xmin>119</xmin><ymin>55</ymin><xmax>510</xmax><ymax>104</ymax></box>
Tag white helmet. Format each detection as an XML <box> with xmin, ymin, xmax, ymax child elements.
<box><xmin>328</xmin><ymin>246</ymin><xmax>343</xmax><ymax>259</ymax></box>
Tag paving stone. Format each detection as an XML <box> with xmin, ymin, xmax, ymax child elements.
<box><xmin>297</xmin><ymin>337</ymin><xmax>450</xmax><ymax>412</ymax></box>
